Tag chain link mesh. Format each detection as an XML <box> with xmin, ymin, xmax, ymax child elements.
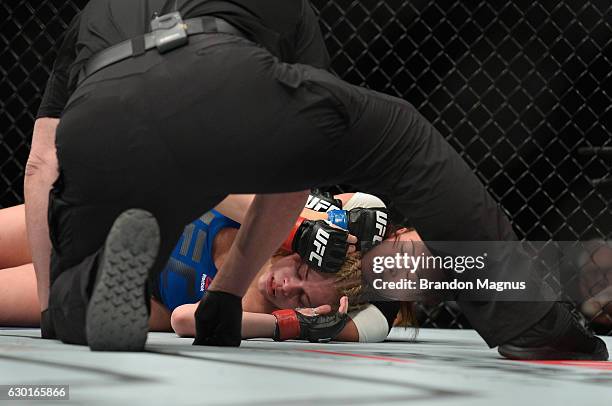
<box><xmin>1</xmin><ymin>0</ymin><xmax>611</xmax><ymax>334</ymax></box>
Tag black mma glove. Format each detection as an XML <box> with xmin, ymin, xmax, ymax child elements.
<box><xmin>305</xmin><ymin>189</ymin><xmax>343</xmax><ymax>212</ymax></box>
<box><xmin>281</xmin><ymin>217</ymin><xmax>348</xmax><ymax>273</ymax></box>
<box><xmin>193</xmin><ymin>290</ymin><xmax>242</xmax><ymax>347</ymax></box>
<box><xmin>327</xmin><ymin>207</ymin><xmax>389</xmax><ymax>252</ymax></box>
<box><xmin>272</xmin><ymin>309</ymin><xmax>348</xmax><ymax>343</ymax></box>
<box><xmin>40</xmin><ymin>309</ymin><xmax>56</xmax><ymax>339</ymax></box>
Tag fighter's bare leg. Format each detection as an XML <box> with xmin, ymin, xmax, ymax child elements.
<box><xmin>0</xmin><ymin>205</ymin><xmax>31</xmax><ymax>269</ymax></box>
<box><xmin>0</xmin><ymin>261</ymin><xmax>173</xmax><ymax>330</ymax></box>
<box><xmin>0</xmin><ymin>264</ymin><xmax>40</xmax><ymax>326</ymax></box>
<box><xmin>149</xmin><ymin>298</ymin><xmax>172</xmax><ymax>332</ymax></box>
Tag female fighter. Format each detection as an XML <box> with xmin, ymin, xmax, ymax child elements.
<box><xmin>0</xmin><ymin>192</ymin><xmax>415</xmax><ymax>341</ymax></box>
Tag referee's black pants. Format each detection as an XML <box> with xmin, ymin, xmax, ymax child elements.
<box><xmin>47</xmin><ymin>34</ymin><xmax>553</xmax><ymax>346</ymax></box>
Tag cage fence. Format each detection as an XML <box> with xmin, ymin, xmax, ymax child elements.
<box><xmin>1</xmin><ymin>0</ymin><xmax>610</xmax><ymax>333</ymax></box>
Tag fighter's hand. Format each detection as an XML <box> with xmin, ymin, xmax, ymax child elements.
<box><xmin>322</xmin><ymin>219</ymin><xmax>357</xmax><ymax>254</ymax></box>
<box><xmin>193</xmin><ymin>290</ymin><xmax>243</xmax><ymax>346</ymax></box>
<box><xmin>272</xmin><ymin>296</ymin><xmax>349</xmax><ymax>343</ymax></box>
<box><xmin>296</xmin><ymin>295</ymin><xmax>349</xmax><ymax>317</ymax></box>
<box><xmin>282</xmin><ymin>218</ymin><xmax>351</xmax><ymax>273</ymax></box>
<box><xmin>346</xmin><ymin>233</ymin><xmax>358</xmax><ymax>254</ymax></box>
<box><xmin>328</xmin><ymin>208</ymin><xmax>388</xmax><ymax>252</ymax></box>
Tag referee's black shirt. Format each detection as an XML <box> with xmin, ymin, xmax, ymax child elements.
<box><xmin>37</xmin><ymin>0</ymin><xmax>330</xmax><ymax>118</ymax></box>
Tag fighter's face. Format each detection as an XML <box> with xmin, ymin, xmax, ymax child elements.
<box><xmin>257</xmin><ymin>253</ymin><xmax>338</xmax><ymax>310</ymax></box>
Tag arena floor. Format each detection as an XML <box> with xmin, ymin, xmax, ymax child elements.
<box><xmin>0</xmin><ymin>328</ymin><xmax>610</xmax><ymax>405</ymax></box>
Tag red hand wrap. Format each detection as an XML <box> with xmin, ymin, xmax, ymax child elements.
<box><xmin>272</xmin><ymin>309</ymin><xmax>301</xmax><ymax>341</ymax></box>
<box><xmin>280</xmin><ymin>217</ymin><xmax>306</xmax><ymax>252</ymax></box>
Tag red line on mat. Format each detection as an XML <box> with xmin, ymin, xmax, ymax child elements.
<box><xmin>300</xmin><ymin>349</ymin><xmax>413</xmax><ymax>363</ymax></box>
<box><xmin>517</xmin><ymin>360</ymin><xmax>612</xmax><ymax>371</ymax></box>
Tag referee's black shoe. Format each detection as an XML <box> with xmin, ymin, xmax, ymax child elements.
<box><xmin>498</xmin><ymin>303</ymin><xmax>609</xmax><ymax>360</ymax></box>
<box><xmin>86</xmin><ymin>209</ymin><xmax>160</xmax><ymax>351</ymax></box>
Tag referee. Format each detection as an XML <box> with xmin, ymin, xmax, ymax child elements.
<box><xmin>25</xmin><ymin>0</ymin><xmax>607</xmax><ymax>360</ymax></box>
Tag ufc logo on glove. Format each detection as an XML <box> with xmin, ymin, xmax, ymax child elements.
<box><xmin>309</xmin><ymin>228</ymin><xmax>330</xmax><ymax>267</ymax></box>
<box><xmin>305</xmin><ymin>196</ymin><xmax>341</xmax><ymax>212</ymax></box>
<box><xmin>374</xmin><ymin>211</ymin><xmax>388</xmax><ymax>242</ymax></box>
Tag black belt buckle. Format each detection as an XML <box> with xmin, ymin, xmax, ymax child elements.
<box><xmin>150</xmin><ymin>12</ymin><xmax>188</xmax><ymax>53</ymax></box>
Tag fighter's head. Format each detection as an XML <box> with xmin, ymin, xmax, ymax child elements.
<box><xmin>256</xmin><ymin>251</ymin><xmax>365</xmax><ymax>311</ymax></box>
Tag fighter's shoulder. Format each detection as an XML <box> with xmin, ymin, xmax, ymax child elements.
<box><xmin>349</xmin><ymin>302</ymin><xmax>398</xmax><ymax>342</ymax></box>
<box><xmin>341</xmin><ymin>193</ymin><xmax>387</xmax><ymax>210</ymax></box>
<box><xmin>207</xmin><ymin>209</ymin><xmax>241</xmax><ymax>229</ymax></box>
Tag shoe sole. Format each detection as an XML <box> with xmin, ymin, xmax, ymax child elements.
<box><xmin>86</xmin><ymin>209</ymin><xmax>160</xmax><ymax>351</ymax></box>
<box><xmin>498</xmin><ymin>343</ymin><xmax>609</xmax><ymax>361</ymax></box>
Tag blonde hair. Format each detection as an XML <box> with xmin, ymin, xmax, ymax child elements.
<box><xmin>332</xmin><ymin>252</ymin><xmax>367</xmax><ymax>312</ymax></box>
<box><xmin>333</xmin><ymin>252</ymin><xmax>417</xmax><ymax>330</ymax></box>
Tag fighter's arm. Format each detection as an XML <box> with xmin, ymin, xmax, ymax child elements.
<box><xmin>172</xmin><ymin>303</ymin><xmax>273</xmax><ymax>338</ymax></box>
<box><xmin>214</xmin><ymin>192</ymin><xmax>357</xmax><ymax>224</ymax></box>
<box><xmin>173</xmin><ymin>299</ymin><xmax>349</xmax><ymax>340</ymax></box>
<box><xmin>172</xmin><ymin>299</ymin><xmax>389</xmax><ymax>343</ymax></box>
<box><xmin>213</xmin><ymin>195</ymin><xmax>255</xmax><ymax>224</ymax></box>
<box><xmin>216</xmin><ymin>192</ymin><xmax>358</xmax><ymax>273</ymax></box>
<box><xmin>173</xmin><ymin>303</ymin><xmax>270</xmax><ymax>337</ymax></box>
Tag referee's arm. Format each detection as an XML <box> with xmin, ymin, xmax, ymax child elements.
<box><xmin>25</xmin><ymin>117</ymin><xmax>59</xmax><ymax>310</ymax></box>
<box><xmin>25</xmin><ymin>13</ymin><xmax>80</xmax><ymax>311</ymax></box>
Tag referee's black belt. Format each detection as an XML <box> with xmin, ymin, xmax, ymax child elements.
<box><xmin>79</xmin><ymin>16</ymin><xmax>246</xmax><ymax>85</ymax></box>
